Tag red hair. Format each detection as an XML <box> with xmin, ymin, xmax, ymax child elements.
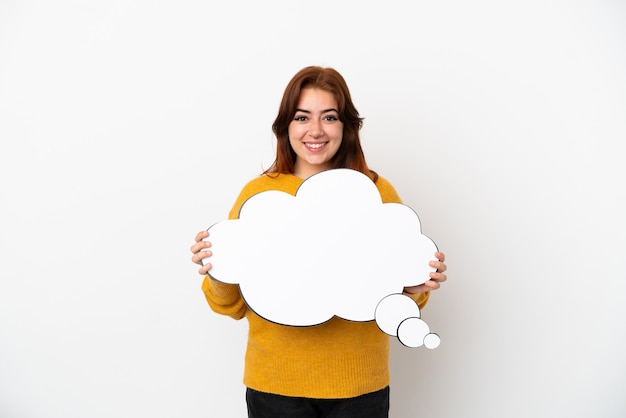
<box><xmin>264</xmin><ymin>66</ymin><xmax>378</xmax><ymax>182</ymax></box>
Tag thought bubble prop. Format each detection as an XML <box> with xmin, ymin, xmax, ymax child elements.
<box><xmin>375</xmin><ymin>294</ymin><xmax>440</xmax><ymax>349</ymax></box>
<box><xmin>203</xmin><ymin>168</ymin><xmax>440</xmax><ymax>348</ymax></box>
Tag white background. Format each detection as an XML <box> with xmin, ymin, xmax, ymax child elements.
<box><xmin>1</xmin><ymin>1</ymin><xmax>625</xmax><ymax>417</ymax></box>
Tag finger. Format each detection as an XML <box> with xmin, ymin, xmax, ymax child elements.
<box><xmin>190</xmin><ymin>238</ymin><xmax>211</xmax><ymax>255</ymax></box>
<box><xmin>423</xmin><ymin>279</ymin><xmax>441</xmax><ymax>290</ymax></box>
<box><xmin>195</xmin><ymin>230</ymin><xmax>209</xmax><ymax>243</ymax></box>
<box><xmin>192</xmin><ymin>249</ymin><xmax>212</xmax><ymax>265</ymax></box>
<box><xmin>429</xmin><ymin>260</ymin><xmax>446</xmax><ymax>273</ymax></box>
<box><xmin>435</xmin><ymin>251</ymin><xmax>445</xmax><ymax>262</ymax></box>
<box><xmin>429</xmin><ymin>271</ymin><xmax>447</xmax><ymax>283</ymax></box>
<box><xmin>199</xmin><ymin>262</ymin><xmax>212</xmax><ymax>275</ymax></box>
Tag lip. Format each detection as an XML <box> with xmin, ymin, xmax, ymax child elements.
<box><xmin>304</xmin><ymin>142</ymin><xmax>328</xmax><ymax>152</ymax></box>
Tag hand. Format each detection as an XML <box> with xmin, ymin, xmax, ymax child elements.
<box><xmin>190</xmin><ymin>230</ymin><xmax>212</xmax><ymax>275</ymax></box>
<box><xmin>404</xmin><ymin>251</ymin><xmax>447</xmax><ymax>294</ymax></box>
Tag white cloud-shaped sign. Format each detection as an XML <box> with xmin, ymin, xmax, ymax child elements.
<box><xmin>203</xmin><ymin>168</ymin><xmax>440</xmax><ymax>348</ymax></box>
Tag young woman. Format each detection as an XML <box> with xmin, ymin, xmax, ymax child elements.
<box><xmin>190</xmin><ymin>66</ymin><xmax>447</xmax><ymax>418</ymax></box>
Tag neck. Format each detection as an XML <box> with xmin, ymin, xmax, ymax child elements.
<box><xmin>293</xmin><ymin>162</ymin><xmax>330</xmax><ymax>179</ymax></box>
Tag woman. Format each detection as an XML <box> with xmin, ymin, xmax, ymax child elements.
<box><xmin>190</xmin><ymin>66</ymin><xmax>447</xmax><ymax>418</ymax></box>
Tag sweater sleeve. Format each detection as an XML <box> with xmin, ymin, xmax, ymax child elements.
<box><xmin>375</xmin><ymin>176</ymin><xmax>431</xmax><ymax>310</ymax></box>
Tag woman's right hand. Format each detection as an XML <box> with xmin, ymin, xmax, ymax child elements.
<box><xmin>190</xmin><ymin>230</ymin><xmax>212</xmax><ymax>275</ymax></box>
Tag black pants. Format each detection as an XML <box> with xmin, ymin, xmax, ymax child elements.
<box><xmin>246</xmin><ymin>386</ymin><xmax>390</xmax><ymax>418</ymax></box>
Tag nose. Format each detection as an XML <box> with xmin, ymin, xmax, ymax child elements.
<box><xmin>310</xmin><ymin>120</ymin><xmax>324</xmax><ymax>139</ymax></box>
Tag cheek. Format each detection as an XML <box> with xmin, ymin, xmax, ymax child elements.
<box><xmin>331</xmin><ymin>129</ymin><xmax>344</xmax><ymax>145</ymax></box>
<box><xmin>287</xmin><ymin>132</ymin><xmax>298</xmax><ymax>149</ymax></box>
<box><xmin>330</xmin><ymin>124</ymin><xmax>343</xmax><ymax>141</ymax></box>
<box><xmin>288</xmin><ymin>123</ymin><xmax>303</xmax><ymax>140</ymax></box>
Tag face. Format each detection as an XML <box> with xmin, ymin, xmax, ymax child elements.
<box><xmin>288</xmin><ymin>88</ymin><xmax>343</xmax><ymax>179</ymax></box>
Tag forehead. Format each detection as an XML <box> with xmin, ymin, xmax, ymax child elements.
<box><xmin>297</xmin><ymin>88</ymin><xmax>338</xmax><ymax>109</ymax></box>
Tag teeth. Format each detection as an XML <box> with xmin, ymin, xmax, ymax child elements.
<box><xmin>306</xmin><ymin>143</ymin><xmax>325</xmax><ymax>149</ymax></box>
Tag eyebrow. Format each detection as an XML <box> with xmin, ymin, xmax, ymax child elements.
<box><xmin>295</xmin><ymin>108</ymin><xmax>339</xmax><ymax>114</ymax></box>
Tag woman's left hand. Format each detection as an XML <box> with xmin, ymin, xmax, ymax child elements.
<box><xmin>404</xmin><ymin>251</ymin><xmax>447</xmax><ymax>294</ymax></box>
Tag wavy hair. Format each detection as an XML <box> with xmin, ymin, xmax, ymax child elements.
<box><xmin>264</xmin><ymin>66</ymin><xmax>377</xmax><ymax>182</ymax></box>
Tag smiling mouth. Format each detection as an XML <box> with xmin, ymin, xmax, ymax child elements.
<box><xmin>304</xmin><ymin>142</ymin><xmax>328</xmax><ymax>151</ymax></box>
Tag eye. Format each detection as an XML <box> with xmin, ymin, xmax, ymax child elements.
<box><xmin>294</xmin><ymin>115</ymin><xmax>308</xmax><ymax>122</ymax></box>
<box><xmin>324</xmin><ymin>115</ymin><xmax>339</xmax><ymax>121</ymax></box>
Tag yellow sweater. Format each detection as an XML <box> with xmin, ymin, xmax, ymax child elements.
<box><xmin>201</xmin><ymin>172</ymin><xmax>429</xmax><ymax>399</ymax></box>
